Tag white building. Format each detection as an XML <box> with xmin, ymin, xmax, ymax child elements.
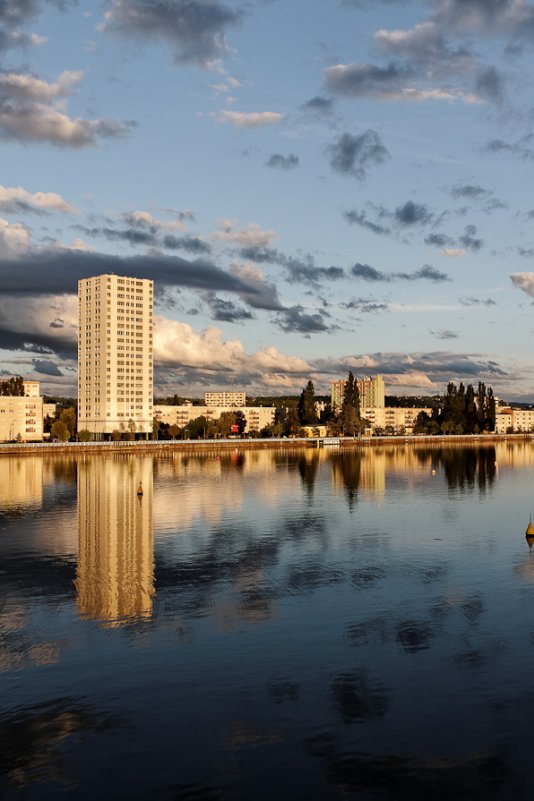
<box><xmin>362</xmin><ymin>406</ymin><xmax>432</xmax><ymax>435</ymax></box>
<box><xmin>331</xmin><ymin>375</ymin><xmax>385</xmax><ymax>411</ymax></box>
<box><xmin>204</xmin><ymin>391</ymin><xmax>246</xmax><ymax>407</ymax></box>
<box><xmin>78</xmin><ymin>274</ymin><xmax>154</xmax><ymax>437</ymax></box>
<box><xmin>496</xmin><ymin>408</ymin><xmax>534</xmax><ymax>433</ymax></box>
<box><xmin>0</xmin><ymin>395</ymin><xmax>43</xmax><ymax>442</ymax></box>
<box><xmin>154</xmin><ymin>404</ymin><xmax>275</xmax><ymax>434</ymax></box>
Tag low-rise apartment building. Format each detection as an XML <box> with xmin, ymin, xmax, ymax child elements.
<box><xmin>154</xmin><ymin>404</ymin><xmax>275</xmax><ymax>434</ymax></box>
<box><xmin>362</xmin><ymin>406</ymin><xmax>432</xmax><ymax>435</ymax></box>
<box><xmin>332</xmin><ymin>375</ymin><xmax>385</xmax><ymax>412</ymax></box>
<box><xmin>0</xmin><ymin>395</ymin><xmax>43</xmax><ymax>441</ymax></box>
<box><xmin>204</xmin><ymin>391</ymin><xmax>246</xmax><ymax>407</ymax></box>
<box><xmin>496</xmin><ymin>408</ymin><xmax>534</xmax><ymax>433</ymax></box>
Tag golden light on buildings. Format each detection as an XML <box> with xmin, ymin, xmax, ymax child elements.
<box><xmin>76</xmin><ymin>455</ymin><xmax>154</xmax><ymax>626</ymax></box>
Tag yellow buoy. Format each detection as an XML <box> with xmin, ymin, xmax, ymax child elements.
<box><xmin>137</xmin><ymin>482</ymin><xmax>143</xmax><ymax>497</ymax></box>
<box><xmin>526</xmin><ymin>515</ymin><xmax>534</xmax><ymax>537</ymax></box>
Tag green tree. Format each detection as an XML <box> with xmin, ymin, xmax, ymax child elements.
<box><xmin>60</xmin><ymin>407</ymin><xmax>76</xmax><ymax>438</ymax></box>
<box><xmin>477</xmin><ymin>382</ymin><xmax>487</xmax><ymax>430</ymax></box>
<box><xmin>0</xmin><ymin>376</ymin><xmax>24</xmax><ymax>396</ymax></box>
<box><xmin>153</xmin><ymin>418</ymin><xmax>161</xmax><ymax>439</ymax></box>
<box><xmin>168</xmin><ymin>424</ymin><xmax>179</xmax><ymax>440</ymax></box>
<box><xmin>298</xmin><ymin>380</ymin><xmax>319</xmax><ymax>425</ymax></box>
<box><xmin>487</xmin><ymin>387</ymin><xmax>496</xmax><ymax>432</ymax></box>
<box><xmin>284</xmin><ymin>406</ymin><xmax>302</xmax><ymax>437</ymax></box>
<box><xmin>337</xmin><ymin>371</ymin><xmax>362</xmax><ymax>436</ymax></box>
<box><xmin>111</xmin><ymin>429</ymin><xmax>122</xmax><ymax>441</ymax></box>
<box><xmin>51</xmin><ymin>420</ymin><xmax>70</xmax><ymax>442</ymax></box>
<box><xmin>78</xmin><ymin>429</ymin><xmax>92</xmax><ymax>441</ymax></box>
<box><xmin>235</xmin><ymin>410</ymin><xmax>247</xmax><ymax>435</ymax></box>
<box><xmin>186</xmin><ymin>415</ymin><xmax>208</xmax><ymax>439</ymax></box>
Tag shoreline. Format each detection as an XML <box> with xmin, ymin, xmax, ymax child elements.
<box><xmin>0</xmin><ymin>432</ymin><xmax>532</xmax><ymax>456</ymax></box>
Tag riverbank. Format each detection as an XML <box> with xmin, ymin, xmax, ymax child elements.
<box><xmin>0</xmin><ymin>432</ymin><xmax>531</xmax><ymax>456</ymax></box>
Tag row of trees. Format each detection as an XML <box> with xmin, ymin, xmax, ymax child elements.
<box><xmin>0</xmin><ymin>376</ymin><xmax>24</xmax><ymax>396</ymax></box>
<box><xmin>414</xmin><ymin>382</ymin><xmax>496</xmax><ymax>435</ymax></box>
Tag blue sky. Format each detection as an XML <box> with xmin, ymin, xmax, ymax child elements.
<box><xmin>1</xmin><ymin>0</ymin><xmax>534</xmax><ymax>399</ymax></box>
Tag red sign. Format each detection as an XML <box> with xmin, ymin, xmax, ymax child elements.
<box><xmin>230</xmin><ymin>424</ymin><xmax>239</xmax><ymax>433</ymax></box>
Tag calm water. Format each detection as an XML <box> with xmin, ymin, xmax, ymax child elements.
<box><xmin>1</xmin><ymin>443</ymin><xmax>534</xmax><ymax>800</ymax></box>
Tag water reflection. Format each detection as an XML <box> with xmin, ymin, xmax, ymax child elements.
<box><xmin>0</xmin><ymin>458</ymin><xmax>43</xmax><ymax>512</ymax></box>
<box><xmin>75</xmin><ymin>456</ymin><xmax>154</xmax><ymax>626</ymax></box>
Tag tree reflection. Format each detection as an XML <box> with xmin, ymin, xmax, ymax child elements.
<box><xmin>330</xmin><ymin>452</ymin><xmax>362</xmax><ymax>508</ymax></box>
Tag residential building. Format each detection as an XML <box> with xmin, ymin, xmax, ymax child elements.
<box><xmin>496</xmin><ymin>408</ymin><xmax>534</xmax><ymax>433</ymax></box>
<box><xmin>43</xmin><ymin>403</ymin><xmax>57</xmax><ymax>420</ymax></box>
<box><xmin>362</xmin><ymin>406</ymin><xmax>432</xmax><ymax>435</ymax></box>
<box><xmin>23</xmin><ymin>380</ymin><xmax>40</xmax><ymax>398</ymax></box>
<box><xmin>78</xmin><ymin>274</ymin><xmax>153</xmax><ymax>437</ymax></box>
<box><xmin>154</xmin><ymin>404</ymin><xmax>275</xmax><ymax>434</ymax></box>
<box><xmin>331</xmin><ymin>375</ymin><xmax>385</xmax><ymax>411</ymax></box>
<box><xmin>0</xmin><ymin>395</ymin><xmax>43</xmax><ymax>441</ymax></box>
<box><xmin>204</xmin><ymin>391</ymin><xmax>246</xmax><ymax>407</ymax></box>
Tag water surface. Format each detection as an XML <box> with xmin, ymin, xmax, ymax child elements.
<box><xmin>1</xmin><ymin>443</ymin><xmax>534</xmax><ymax>799</ymax></box>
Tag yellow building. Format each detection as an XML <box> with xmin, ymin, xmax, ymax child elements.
<box><xmin>153</xmin><ymin>404</ymin><xmax>275</xmax><ymax>433</ymax></box>
<box><xmin>496</xmin><ymin>408</ymin><xmax>534</xmax><ymax>433</ymax></box>
<box><xmin>0</xmin><ymin>457</ymin><xmax>43</xmax><ymax>508</ymax></box>
<box><xmin>76</xmin><ymin>456</ymin><xmax>154</xmax><ymax>625</ymax></box>
<box><xmin>331</xmin><ymin>375</ymin><xmax>385</xmax><ymax>412</ymax></box>
<box><xmin>78</xmin><ymin>274</ymin><xmax>154</xmax><ymax>437</ymax></box>
<box><xmin>362</xmin><ymin>406</ymin><xmax>431</xmax><ymax>434</ymax></box>
<box><xmin>204</xmin><ymin>391</ymin><xmax>246</xmax><ymax>407</ymax></box>
<box><xmin>0</xmin><ymin>396</ymin><xmax>43</xmax><ymax>441</ymax></box>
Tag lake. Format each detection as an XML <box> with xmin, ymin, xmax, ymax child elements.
<box><xmin>1</xmin><ymin>443</ymin><xmax>534</xmax><ymax>800</ymax></box>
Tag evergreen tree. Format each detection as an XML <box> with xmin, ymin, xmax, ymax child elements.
<box><xmin>487</xmin><ymin>387</ymin><xmax>496</xmax><ymax>432</ymax></box>
<box><xmin>298</xmin><ymin>380</ymin><xmax>318</xmax><ymax>425</ymax></box>
<box><xmin>465</xmin><ymin>384</ymin><xmax>478</xmax><ymax>434</ymax></box>
<box><xmin>477</xmin><ymin>382</ymin><xmax>487</xmax><ymax>430</ymax></box>
<box><xmin>338</xmin><ymin>371</ymin><xmax>362</xmax><ymax>436</ymax></box>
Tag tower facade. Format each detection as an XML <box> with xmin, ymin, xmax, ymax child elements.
<box><xmin>78</xmin><ymin>274</ymin><xmax>153</xmax><ymax>436</ymax></box>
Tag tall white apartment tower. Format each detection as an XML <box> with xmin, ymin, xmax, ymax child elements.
<box><xmin>78</xmin><ymin>274</ymin><xmax>154</xmax><ymax>437</ymax></box>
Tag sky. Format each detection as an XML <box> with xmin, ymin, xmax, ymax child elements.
<box><xmin>1</xmin><ymin>0</ymin><xmax>534</xmax><ymax>400</ymax></box>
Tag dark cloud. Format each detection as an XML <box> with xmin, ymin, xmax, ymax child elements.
<box><xmin>277</xmin><ymin>306</ymin><xmax>332</xmax><ymax>335</ymax></box>
<box><xmin>300</xmin><ymin>95</ymin><xmax>334</xmax><ymax>114</ymax></box>
<box><xmin>430</xmin><ymin>329</ymin><xmax>459</xmax><ymax>339</ymax></box>
<box><xmin>459</xmin><ymin>224</ymin><xmax>483</xmax><ymax>251</ymax></box>
<box><xmin>206</xmin><ymin>296</ymin><xmax>254</xmax><ymax>323</ymax></box>
<box><xmin>103</xmin><ymin>0</ymin><xmax>242</xmax><ymax>66</ymax></box>
<box><xmin>352</xmin><ymin>263</ymin><xmax>388</xmax><ymax>282</ymax></box>
<box><xmin>314</xmin><ymin>351</ymin><xmax>509</xmax><ymax>381</ymax></box>
<box><xmin>395</xmin><ymin>200</ymin><xmax>432</xmax><ymax>226</ymax></box>
<box><xmin>238</xmin><ymin>246</ymin><xmax>345</xmax><ymax>287</ymax></box>
<box><xmin>459</xmin><ymin>296</ymin><xmax>496</xmax><ymax>306</ymax></box>
<box><xmin>328</xmin><ymin>130</ymin><xmax>390</xmax><ymax>179</ymax></box>
<box><xmin>342</xmin><ymin>298</ymin><xmax>390</xmax><ymax>313</ymax></box>
<box><xmin>266</xmin><ymin>153</ymin><xmax>299</xmax><ymax>170</ymax></box>
<box><xmin>344</xmin><ymin>209</ymin><xmax>390</xmax><ymax>235</ymax></box>
<box><xmin>31</xmin><ymin>358</ymin><xmax>63</xmax><ymax>376</ymax></box>
<box><xmin>486</xmin><ymin>134</ymin><xmax>534</xmax><ymax>160</ymax></box>
<box><xmin>352</xmin><ymin>262</ymin><xmax>450</xmax><ymax>283</ymax></box>
<box><xmin>162</xmin><ymin>235</ymin><xmax>211</xmax><ymax>254</ymax></box>
<box><xmin>425</xmin><ymin>232</ymin><xmax>452</xmax><ymax>247</ymax></box>
<box><xmin>451</xmin><ymin>183</ymin><xmax>488</xmax><ymax>199</ymax></box>
<box><xmin>324</xmin><ymin>62</ymin><xmax>409</xmax><ymax>98</ymax></box>
<box><xmin>0</xmin><ymin>250</ymin><xmax>262</xmax><ymax>300</ymax></box>
<box><xmin>474</xmin><ymin>66</ymin><xmax>504</xmax><ymax>103</ymax></box>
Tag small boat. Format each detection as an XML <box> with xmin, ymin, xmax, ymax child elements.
<box><xmin>137</xmin><ymin>482</ymin><xmax>143</xmax><ymax>497</ymax></box>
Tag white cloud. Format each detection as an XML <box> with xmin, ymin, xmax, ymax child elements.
<box><xmin>510</xmin><ymin>271</ymin><xmax>534</xmax><ymax>298</ymax></box>
<box><xmin>0</xmin><ymin>184</ymin><xmax>75</xmax><ymax>214</ymax></box>
<box><xmin>441</xmin><ymin>247</ymin><xmax>466</xmax><ymax>257</ymax></box>
<box><xmin>0</xmin><ymin>295</ymin><xmax>78</xmax><ymax>340</ymax></box>
<box><xmin>154</xmin><ymin>316</ymin><xmax>311</xmax><ymax>378</ymax></box>
<box><xmin>214</xmin><ymin>110</ymin><xmax>285</xmax><ymax>128</ymax></box>
<box><xmin>386</xmin><ymin>371</ymin><xmax>437</xmax><ymax>389</ymax></box>
<box><xmin>0</xmin><ymin>69</ymin><xmax>133</xmax><ymax>147</ymax></box>
<box><xmin>0</xmin><ymin>218</ymin><xmax>32</xmax><ymax>255</ymax></box>
<box><xmin>211</xmin><ymin>221</ymin><xmax>276</xmax><ymax>248</ymax></box>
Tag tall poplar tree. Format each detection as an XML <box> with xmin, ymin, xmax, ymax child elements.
<box><xmin>298</xmin><ymin>380</ymin><xmax>319</xmax><ymax>425</ymax></box>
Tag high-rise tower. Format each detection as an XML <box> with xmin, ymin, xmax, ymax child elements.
<box><xmin>78</xmin><ymin>274</ymin><xmax>153</xmax><ymax>437</ymax></box>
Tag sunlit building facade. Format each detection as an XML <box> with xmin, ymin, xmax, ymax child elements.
<box><xmin>204</xmin><ymin>391</ymin><xmax>246</xmax><ymax>407</ymax></box>
<box><xmin>153</xmin><ymin>404</ymin><xmax>275</xmax><ymax>433</ymax></box>
<box><xmin>331</xmin><ymin>375</ymin><xmax>385</xmax><ymax>412</ymax></box>
<box><xmin>78</xmin><ymin>274</ymin><xmax>154</xmax><ymax>437</ymax></box>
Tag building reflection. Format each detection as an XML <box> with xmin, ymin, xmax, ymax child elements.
<box><xmin>76</xmin><ymin>456</ymin><xmax>154</xmax><ymax>626</ymax></box>
<box><xmin>0</xmin><ymin>457</ymin><xmax>43</xmax><ymax>510</ymax></box>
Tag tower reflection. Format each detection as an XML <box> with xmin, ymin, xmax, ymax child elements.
<box><xmin>76</xmin><ymin>455</ymin><xmax>154</xmax><ymax>626</ymax></box>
